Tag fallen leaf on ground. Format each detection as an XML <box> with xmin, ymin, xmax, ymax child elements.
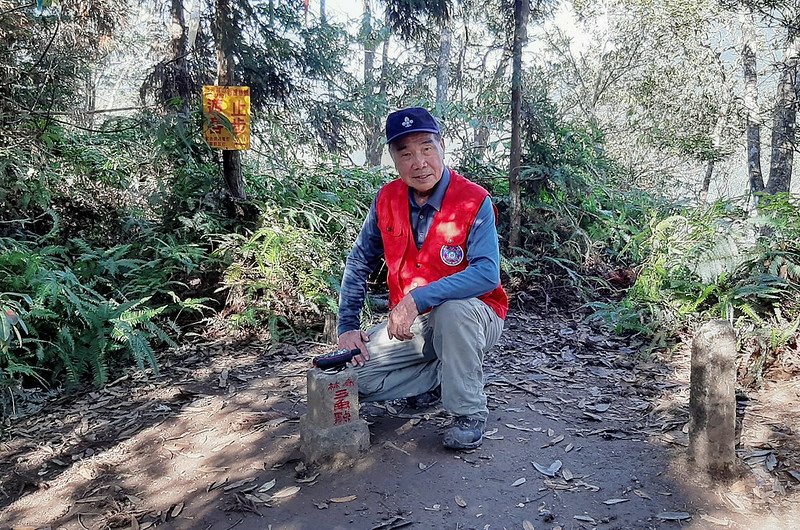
<box><xmin>512</xmin><ymin>477</ymin><xmax>526</xmax><ymax>487</ymax></box>
<box><xmin>258</xmin><ymin>479</ymin><xmax>276</xmax><ymax>493</ymax></box>
<box><xmin>223</xmin><ymin>477</ymin><xmax>256</xmax><ymax>491</ymax></box>
<box><xmin>207</xmin><ymin>478</ymin><xmax>228</xmax><ymax>492</ymax></box>
<box><xmin>245</xmin><ymin>493</ymin><xmax>272</xmax><ymax>505</ymax></box>
<box><xmin>699</xmin><ymin>514</ymin><xmax>731</xmax><ymax>526</ymax></box>
<box><xmin>541</xmin><ymin>435</ymin><xmax>564</xmax><ymax>448</ymax></box>
<box><xmin>603</xmin><ymin>498</ymin><xmax>629</xmax><ymax>505</ymax></box>
<box><xmin>574</xmin><ymin>515</ymin><xmax>596</xmax><ymax>523</ymax></box>
<box><xmin>296</xmin><ymin>473</ymin><xmax>320</xmax><ymax>484</ymax></box>
<box><xmin>269</xmin><ymin>417</ymin><xmax>289</xmax><ymax>428</ymax></box>
<box><xmin>271</xmin><ymin>486</ymin><xmax>300</xmax><ymax>499</ymax></box>
<box><xmin>170</xmin><ymin>502</ymin><xmax>184</xmax><ymax>517</ymax></box>
<box><xmin>329</xmin><ymin>495</ymin><xmax>357</xmax><ymax>503</ymax></box>
<box><xmin>506</xmin><ymin>423</ymin><xmax>535</xmax><ymax>432</ymax></box>
<box><xmin>532</xmin><ymin>460</ymin><xmax>562</xmax><ymax>477</ymax></box>
<box><xmin>395</xmin><ymin>418</ymin><xmax>421</xmax><ymax>435</ymax></box>
<box><xmin>562</xmin><ymin>468</ymin><xmax>574</xmax><ymax>481</ymax></box>
<box><xmin>564</xmin><ymin>444</ymin><xmax>574</xmax><ymax>453</ymax></box>
<box><xmin>423</xmin><ymin>504</ymin><xmax>441</xmax><ymax>511</ymax></box>
<box><xmin>657</xmin><ymin>512</ymin><xmax>691</xmax><ymax>521</ymax></box>
<box><xmin>633</xmin><ymin>489</ymin><xmax>651</xmax><ymax>500</ymax></box>
<box><xmin>371</xmin><ymin>516</ymin><xmax>409</xmax><ymax>530</ymax></box>
<box><xmin>455</xmin><ymin>495</ymin><xmax>467</xmax><ymax>508</ymax></box>
<box><xmin>383</xmin><ymin>441</ymin><xmax>410</xmax><ymax>455</ymax></box>
<box><xmin>523</xmin><ymin>520</ymin><xmax>536</xmax><ymax>530</ymax></box>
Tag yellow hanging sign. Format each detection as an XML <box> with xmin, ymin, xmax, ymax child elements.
<box><xmin>202</xmin><ymin>85</ymin><xmax>251</xmax><ymax>150</ymax></box>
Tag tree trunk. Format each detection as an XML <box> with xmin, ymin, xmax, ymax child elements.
<box><xmin>320</xmin><ymin>0</ymin><xmax>327</xmax><ymax>25</ymax></box>
<box><xmin>742</xmin><ymin>10</ymin><xmax>765</xmax><ymax>198</ymax></box>
<box><xmin>766</xmin><ymin>26</ymin><xmax>800</xmax><ymax>195</ymax></box>
<box><xmin>700</xmin><ymin>100</ymin><xmax>730</xmax><ymax>202</ymax></box>
<box><xmin>435</xmin><ymin>23</ymin><xmax>452</xmax><ymax>116</ymax></box>
<box><xmin>508</xmin><ymin>0</ymin><xmax>529</xmax><ymax>251</ymax></box>
<box><xmin>170</xmin><ymin>0</ymin><xmax>191</xmax><ymax>107</ymax></box>
<box><xmin>701</xmin><ymin>161</ymin><xmax>714</xmax><ymax>202</ymax></box>
<box><xmin>472</xmin><ymin>51</ymin><xmax>509</xmax><ymax>160</ymax></box>
<box><xmin>214</xmin><ymin>0</ymin><xmax>245</xmax><ymax>200</ymax></box>
<box><xmin>363</xmin><ymin>0</ymin><xmax>382</xmax><ymax>167</ymax></box>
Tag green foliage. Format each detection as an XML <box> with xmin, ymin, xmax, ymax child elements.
<box><xmin>216</xmin><ymin>166</ymin><xmax>383</xmax><ymax>337</ymax></box>
<box><xmin>590</xmin><ymin>194</ymin><xmax>800</xmax><ymax>384</ymax></box>
<box><xmin>470</xmin><ymin>87</ymin><xmax>670</xmax><ymax>302</ymax></box>
<box><xmin>0</xmin><ymin>234</ymin><xmax>203</xmax><ymax>387</ymax></box>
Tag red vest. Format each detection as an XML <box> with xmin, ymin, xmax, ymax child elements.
<box><xmin>376</xmin><ymin>169</ymin><xmax>508</xmax><ymax>320</ymax></box>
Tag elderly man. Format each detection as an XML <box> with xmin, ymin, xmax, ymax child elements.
<box><xmin>337</xmin><ymin>107</ymin><xmax>507</xmax><ymax>450</ymax></box>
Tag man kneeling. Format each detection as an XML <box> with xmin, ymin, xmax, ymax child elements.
<box><xmin>337</xmin><ymin>107</ymin><xmax>508</xmax><ymax>450</ymax></box>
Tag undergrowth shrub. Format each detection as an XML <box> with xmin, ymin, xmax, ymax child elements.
<box><xmin>470</xmin><ymin>109</ymin><xmax>671</xmax><ymax>302</ymax></box>
<box><xmin>0</xmin><ymin>235</ymin><xmax>218</xmax><ymax>388</ymax></box>
<box><xmin>589</xmin><ymin>194</ymin><xmax>800</xmax><ymax>385</ymax></box>
<box><xmin>216</xmin><ymin>166</ymin><xmax>383</xmax><ymax>339</ymax></box>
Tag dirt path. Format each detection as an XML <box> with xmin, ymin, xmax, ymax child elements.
<box><xmin>1</xmin><ymin>308</ymin><xmax>799</xmax><ymax>529</ymax></box>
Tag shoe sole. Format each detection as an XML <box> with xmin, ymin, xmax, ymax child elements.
<box><xmin>442</xmin><ymin>437</ymin><xmax>483</xmax><ymax>450</ymax></box>
<box><xmin>407</xmin><ymin>399</ymin><xmax>442</xmax><ymax>410</ymax></box>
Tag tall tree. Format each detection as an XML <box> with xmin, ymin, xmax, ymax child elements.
<box><xmin>741</xmin><ymin>8</ymin><xmax>765</xmax><ymax>196</ymax></box>
<box><xmin>363</xmin><ymin>0</ymin><xmax>383</xmax><ymax>167</ymax></box>
<box><xmin>508</xmin><ymin>0</ymin><xmax>529</xmax><ymax>250</ymax></box>
<box><xmin>170</xmin><ymin>0</ymin><xmax>192</xmax><ymax>107</ymax></box>
<box><xmin>213</xmin><ymin>0</ymin><xmax>245</xmax><ymax>201</ymax></box>
<box><xmin>766</xmin><ymin>14</ymin><xmax>800</xmax><ymax>194</ymax></box>
<box><xmin>435</xmin><ymin>23</ymin><xmax>452</xmax><ymax>115</ymax></box>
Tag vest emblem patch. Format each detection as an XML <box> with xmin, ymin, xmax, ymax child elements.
<box><xmin>440</xmin><ymin>245</ymin><xmax>464</xmax><ymax>266</ymax></box>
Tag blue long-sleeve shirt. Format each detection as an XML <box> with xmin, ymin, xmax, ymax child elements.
<box><xmin>337</xmin><ymin>168</ymin><xmax>501</xmax><ymax>335</ymax></box>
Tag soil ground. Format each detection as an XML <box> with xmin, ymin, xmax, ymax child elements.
<box><xmin>1</xmin><ymin>307</ymin><xmax>799</xmax><ymax>530</ymax></box>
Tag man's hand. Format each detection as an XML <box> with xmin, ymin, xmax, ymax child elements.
<box><xmin>387</xmin><ymin>293</ymin><xmax>419</xmax><ymax>341</ymax></box>
<box><xmin>338</xmin><ymin>329</ymin><xmax>370</xmax><ymax>367</ymax></box>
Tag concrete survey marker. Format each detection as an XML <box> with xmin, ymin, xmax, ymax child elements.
<box><xmin>300</xmin><ymin>366</ymin><xmax>370</xmax><ymax>464</ymax></box>
<box><xmin>689</xmin><ymin>319</ymin><xmax>737</xmax><ymax>477</ymax></box>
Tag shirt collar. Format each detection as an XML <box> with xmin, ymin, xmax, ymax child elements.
<box><xmin>408</xmin><ymin>167</ymin><xmax>450</xmax><ymax>211</ymax></box>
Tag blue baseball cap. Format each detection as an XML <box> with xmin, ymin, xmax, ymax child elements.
<box><xmin>385</xmin><ymin>107</ymin><xmax>441</xmax><ymax>145</ymax></box>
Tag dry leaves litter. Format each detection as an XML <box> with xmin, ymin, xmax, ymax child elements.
<box><xmin>532</xmin><ymin>460</ymin><xmax>562</xmax><ymax>478</ymax></box>
<box><xmin>329</xmin><ymin>495</ymin><xmax>357</xmax><ymax>503</ymax></box>
<box><xmin>657</xmin><ymin>511</ymin><xmax>691</xmax><ymax>521</ymax></box>
<box><xmin>699</xmin><ymin>514</ymin><xmax>732</xmax><ymax>526</ymax></box>
<box><xmin>271</xmin><ymin>486</ymin><xmax>300</xmax><ymax>500</ymax></box>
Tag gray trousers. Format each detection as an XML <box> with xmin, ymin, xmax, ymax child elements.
<box><xmin>356</xmin><ymin>298</ymin><xmax>504</xmax><ymax>421</ymax></box>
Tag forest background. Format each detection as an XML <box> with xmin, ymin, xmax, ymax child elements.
<box><xmin>1</xmin><ymin>0</ymin><xmax>800</xmax><ymax>416</ymax></box>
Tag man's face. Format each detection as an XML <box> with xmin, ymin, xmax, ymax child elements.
<box><xmin>389</xmin><ymin>132</ymin><xmax>446</xmax><ymax>196</ymax></box>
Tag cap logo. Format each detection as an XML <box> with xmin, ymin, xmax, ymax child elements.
<box><xmin>402</xmin><ymin>116</ymin><xmax>414</xmax><ymax>128</ymax></box>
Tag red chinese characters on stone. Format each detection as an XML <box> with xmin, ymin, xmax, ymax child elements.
<box><xmin>331</xmin><ymin>386</ymin><xmax>352</xmax><ymax>425</ymax></box>
<box><xmin>334</xmin><ymin>410</ymin><xmax>352</xmax><ymax>424</ymax></box>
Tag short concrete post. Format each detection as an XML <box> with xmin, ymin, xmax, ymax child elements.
<box><xmin>300</xmin><ymin>366</ymin><xmax>370</xmax><ymax>464</ymax></box>
<box><xmin>689</xmin><ymin>320</ymin><xmax>737</xmax><ymax>476</ymax></box>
